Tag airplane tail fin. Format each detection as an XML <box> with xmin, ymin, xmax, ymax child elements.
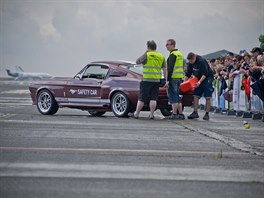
<box><xmin>6</xmin><ymin>69</ymin><xmax>11</xmax><ymax>75</ymax></box>
<box><xmin>6</xmin><ymin>69</ymin><xmax>19</xmax><ymax>78</ymax></box>
<box><xmin>15</xmin><ymin>65</ymin><xmax>24</xmax><ymax>72</ymax></box>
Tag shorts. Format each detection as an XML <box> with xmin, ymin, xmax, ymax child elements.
<box><xmin>139</xmin><ymin>81</ymin><xmax>160</xmax><ymax>102</ymax></box>
<box><xmin>167</xmin><ymin>78</ymin><xmax>182</xmax><ymax>103</ymax></box>
<box><xmin>194</xmin><ymin>77</ymin><xmax>214</xmax><ymax>98</ymax></box>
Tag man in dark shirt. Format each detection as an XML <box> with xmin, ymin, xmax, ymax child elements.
<box><xmin>165</xmin><ymin>39</ymin><xmax>185</xmax><ymax>119</ymax></box>
<box><xmin>184</xmin><ymin>52</ymin><xmax>214</xmax><ymax>120</ymax></box>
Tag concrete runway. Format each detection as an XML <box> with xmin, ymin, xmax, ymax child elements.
<box><xmin>0</xmin><ymin>80</ymin><xmax>264</xmax><ymax>198</ymax></box>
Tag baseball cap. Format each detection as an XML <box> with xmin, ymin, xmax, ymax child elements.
<box><xmin>251</xmin><ymin>47</ymin><xmax>261</xmax><ymax>53</ymax></box>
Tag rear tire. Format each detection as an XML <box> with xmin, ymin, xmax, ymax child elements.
<box><xmin>111</xmin><ymin>92</ymin><xmax>131</xmax><ymax>117</ymax></box>
<box><xmin>160</xmin><ymin>106</ymin><xmax>185</xmax><ymax>117</ymax></box>
<box><xmin>160</xmin><ymin>108</ymin><xmax>172</xmax><ymax>117</ymax></box>
<box><xmin>88</xmin><ymin>110</ymin><xmax>106</xmax><ymax>117</ymax></box>
<box><xmin>37</xmin><ymin>89</ymin><xmax>58</xmax><ymax>115</ymax></box>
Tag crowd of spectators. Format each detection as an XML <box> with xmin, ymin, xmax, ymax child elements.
<box><xmin>209</xmin><ymin>48</ymin><xmax>263</xmax><ymax>82</ymax></box>
<box><xmin>207</xmin><ymin>40</ymin><xmax>264</xmax><ymax>104</ymax></box>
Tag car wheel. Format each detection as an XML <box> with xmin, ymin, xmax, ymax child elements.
<box><xmin>160</xmin><ymin>108</ymin><xmax>172</xmax><ymax>117</ymax></box>
<box><xmin>160</xmin><ymin>106</ymin><xmax>185</xmax><ymax>117</ymax></box>
<box><xmin>111</xmin><ymin>92</ymin><xmax>130</xmax><ymax>117</ymax></box>
<box><xmin>88</xmin><ymin>110</ymin><xmax>106</xmax><ymax>117</ymax></box>
<box><xmin>37</xmin><ymin>89</ymin><xmax>58</xmax><ymax>115</ymax></box>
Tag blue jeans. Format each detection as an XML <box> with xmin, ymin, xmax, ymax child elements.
<box><xmin>194</xmin><ymin>77</ymin><xmax>214</xmax><ymax>98</ymax></box>
<box><xmin>167</xmin><ymin>78</ymin><xmax>182</xmax><ymax>103</ymax></box>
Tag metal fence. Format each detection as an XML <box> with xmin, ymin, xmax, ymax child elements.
<box><xmin>199</xmin><ymin>73</ymin><xmax>264</xmax><ymax>119</ymax></box>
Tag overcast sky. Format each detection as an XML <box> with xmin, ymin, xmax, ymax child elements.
<box><xmin>0</xmin><ymin>0</ymin><xmax>263</xmax><ymax>77</ymax></box>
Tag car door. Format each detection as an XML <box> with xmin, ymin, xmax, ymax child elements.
<box><xmin>66</xmin><ymin>64</ymin><xmax>109</xmax><ymax>107</ymax></box>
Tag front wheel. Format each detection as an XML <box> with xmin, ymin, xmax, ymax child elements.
<box><xmin>37</xmin><ymin>89</ymin><xmax>58</xmax><ymax>115</ymax></box>
<box><xmin>88</xmin><ymin>110</ymin><xmax>106</xmax><ymax>117</ymax></box>
<box><xmin>111</xmin><ymin>92</ymin><xmax>131</xmax><ymax>117</ymax></box>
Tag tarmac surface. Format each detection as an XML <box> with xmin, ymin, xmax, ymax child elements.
<box><xmin>0</xmin><ymin>79</ymin><xmax>264</xmax><ymax>198</ymax></box>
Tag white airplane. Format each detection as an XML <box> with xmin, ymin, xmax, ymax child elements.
<box><xmin>6</xmin><ymin>66</ymin><xmax>52</xmax><ymax>80</ymax></box>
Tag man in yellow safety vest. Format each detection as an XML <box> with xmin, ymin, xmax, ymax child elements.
<box><xmin>129</xmin><ymin>40</ymin><xmax>168</xmax><ymax>119</ymax></box>
<box><xmin>165</xmin><ymin>39</ymin><xmax>185</xmax><ymax>120</ymax></box>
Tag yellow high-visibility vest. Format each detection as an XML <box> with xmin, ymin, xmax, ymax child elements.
<box><xmin>170</xmin><ymin>50</ymin><xmax>184</xmax><ymax>79</ymax></box>
<box><xmin>143</xmin><ymin>51</ymin><xmax>164</xmax><ymax>81</ymax></box>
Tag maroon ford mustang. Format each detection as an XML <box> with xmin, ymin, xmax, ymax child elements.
<box><xmin>29</xmin><ymin>61</ymin><xmax>193</xmax><ymax>117</ymax></box>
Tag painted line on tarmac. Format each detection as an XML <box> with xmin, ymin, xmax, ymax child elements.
<box><xmin>0</xmin><ymin>162</ymin><xmax>263</xmax><ymax>183</ymax></box>
<box><xmin>0</xmin><ymin>119</ymin><xmax>184</xmax><ymax>130</ymax></box>
<box><xmin>0</xmin><ymin>90</ymin><xmax>30</xmax><ymax>94</ymax></box>
<box><xmin>0</xmin><ymin>97</ymin><xmax>32</xmax><ymax>106</ymax></box>
<box><xmin>0</xmin><ymin>119</ymin><xmax>121</xmax><ymax>126</ymax></box>
<box><xmin>0</xmin><ymin>97</ymin><xmax>31</xmax><ymax>100</ymax></box>
<box><xmin>0</xmin><ymin>113</ymin><xmax>16</xmax><ymax>118</ymax></box>
<box><xmin>0</xmin><ymin>146</ymin><xmax>248</xmax><ymax>157</ymax></box>
<box><xmin>178</xmin><ymin>123</ymin><xmax>264</xmax><ymax>157</ymax></box>
<box><xmin>0</xmin><ymin>81</ymin><xmax>30</xmax><ymax>86</ymax></box>
<box><xmin>0</xmin><ymin>103</ymin><xmax>32</xmax><ymax>106</ymax></box>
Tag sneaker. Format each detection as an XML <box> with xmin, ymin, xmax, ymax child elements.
<box><xmin>149</xmin><ymin>115</ymin><xmax>155</xmax><ymax>120</ymax></box>
<box><xmin>187</xmin><ymin>111</ymin><xmax>199</xmax><ymax>119</ymax></box>
<box><xmin>203</xmin><ymin>113</ymin><xmax>209</xmax><ymax>120</ymax></box>
<box><xmin>178</xmin><ymin>114</ymin><xmax>185</xmax><ymax>120</ymax></box>
<box><xmin>166</xmin><ymin>114</ymin><xmax>178</xmax><ymax>120</ymax></box>
<box><xmin>128</xmin><ymin>112</ymin><xmax>138</xmax><ymax>119</ymax></box>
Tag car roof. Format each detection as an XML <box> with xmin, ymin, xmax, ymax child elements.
<box><xmin>87</xmin><ymin>60</ymin><xmax>142</xmax><ymax>78</ymax></box>
<box><xmin>91</xmin><ymin>60</ymin><xmax>136</xmax><ymax>66</ymax></box>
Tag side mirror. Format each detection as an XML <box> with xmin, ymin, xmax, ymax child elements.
<box><xmin>76</xmin><ymin>74</ymin><xmax>82</xmax><ymax>80</ymax></box>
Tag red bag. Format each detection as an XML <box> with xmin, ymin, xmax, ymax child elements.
<box><xmin>180</xmin><ymin>77</ymin><xmax>199</xmax><ymax>93</ymax></box>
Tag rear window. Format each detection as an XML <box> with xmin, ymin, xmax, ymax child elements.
<box><xmin>123</xmin><ymin>64</ymin><xmax>143</xmax><ymax>75</ymax></box>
